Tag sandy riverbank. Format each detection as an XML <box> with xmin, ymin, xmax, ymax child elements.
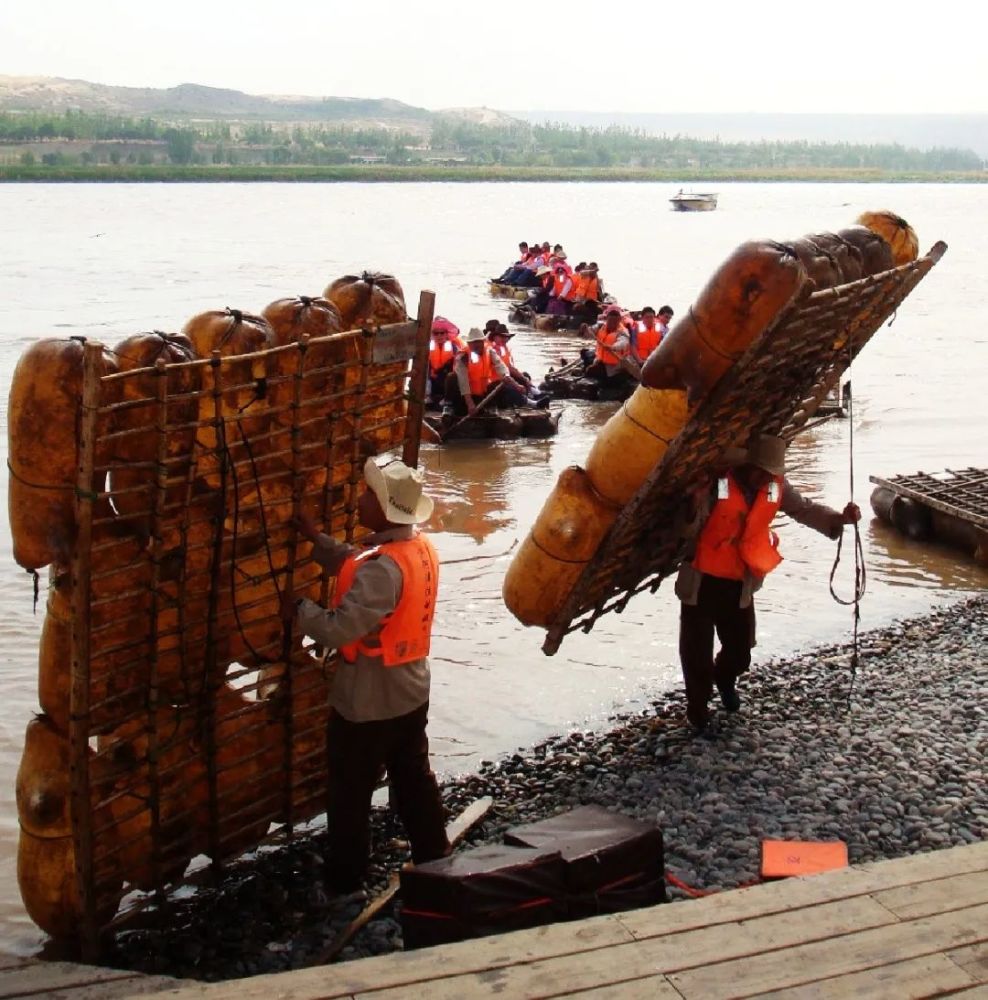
<box><xmin>100</xmin><ymin>594</ymin><xmax>986</xmax><ymax>980</ymax></box>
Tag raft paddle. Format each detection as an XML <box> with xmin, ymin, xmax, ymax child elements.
<box><xmin>438</xmin><ymin>381</ymin><xmax>505</xmax><ymax>442</ymax></box>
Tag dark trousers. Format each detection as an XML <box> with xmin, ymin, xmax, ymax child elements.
<box><xmin>325</xmin><ymin>702</ymin><xmax>449</xmax><ymax>892</ymax></box>
<box><xmin>429</xmin><ymin>361</ymin><xmax>454</xmax><ymax>402</ymax></box>
<box><xmin>679</xmin><ymin>575</ymin><xmax>755</xmax><ymax>726</ymax></box>
<box><xmin>444</xmin><ymin>375</ymin><xmax>529</xmax><ymax>416</ymax></box>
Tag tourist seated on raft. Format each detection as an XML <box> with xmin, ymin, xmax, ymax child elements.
<box><xmin>445</xmin><ymin>329</ymin><xmax>546</xmax><ymax>415</ymax></box>
<box><xmin>630</xmin><ymin>304</ymin><xmax>674</xmax><ymax>364</ymax></box>
<box><xmin>570</xmin><ymin>262</ymin><xmax>605</xmax><ymax>324</ymax></box>
<box><xmin>579</xmin><ymin>303</ymin><xmax>638</xmax><ymax>388</ymax></box>
<box><xmin>545</xmin><ymin>260</ymin><xmax>578</xmax><ymax>316</ymax></box>
<box><xmin>495</xmin><ymin>241</ymin><xmax>547</xmax><ymax>287</ymax></box>
<box><xmin>495</xmin><ymin>241</ymin><xmax>534</xmax><ymax>285</ymax></box>
<box><xmin>428</xmin><ymin>317</ymin><xmax>466</xmax><ymax>404</ymax></box>
<box><xmin>527</xmin><ymin>264</ymin><xmax>556</xmax><ymax>313</ymax></box>
<box><xmin>487</xmin><ymin>322</ymin><xmax>550</xmax><ymax>405</ymax></box>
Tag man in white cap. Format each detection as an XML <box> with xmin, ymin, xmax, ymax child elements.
<box><xmin>675</xmin><ymin>434</ymin><xmax>861</xmax><ymax>733</ymax></box>
<box><xmin>287</xmin><ymin>458</ymin><xmax>449</xmax><ymax>893</ymax></box>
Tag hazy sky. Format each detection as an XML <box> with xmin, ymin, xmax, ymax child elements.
<box><xmin>0</xmin><ymin>0</ymin><xmax>982</xmax><ymax>114</ymax></box>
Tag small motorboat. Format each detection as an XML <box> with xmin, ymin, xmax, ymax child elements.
<box><xmin>670</xmin><ymin>189</ymin><xmax>718</xmax><ymax>212</ymax></box>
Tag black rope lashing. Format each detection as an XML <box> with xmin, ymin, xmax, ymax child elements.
<box><xmin>828</xmin><ymin>327</ymin><xmax>867</xmax><ymax>708</ymax></box>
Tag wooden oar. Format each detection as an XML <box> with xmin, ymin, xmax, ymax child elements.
<box><xmin>620</xmin><ymin>355</ymin><xmax>643</xmax><ymax>382</ymax></box>
<box><xmin>438</xmin><ymin>382</ymin><xmax>504</xmax><ymax>442</ymax></box>
<box><xmin>310</xmin><ymin>796</ymin><xmax>494</xmax><ymax>966</ymax></box>
<box><xmin>420</xmin><ymin>418</ymin><xmax>443</xmax><ymax>445</ymax></box>
<box><xmin>545</xmin><ymin>357</ymin><xmax>583</xmax><ymax>381</ymax></box>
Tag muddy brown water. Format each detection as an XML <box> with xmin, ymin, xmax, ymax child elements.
<box><xmin>0</xmin><ymin>181</ymin><xmax>985</xmax><ymax>953</ymax></box>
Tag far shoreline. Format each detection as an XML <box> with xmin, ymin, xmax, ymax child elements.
<box><xmin>2</xmin><ymin>164</ymin><xmax>987</xmax><ymax>184</ymax></box>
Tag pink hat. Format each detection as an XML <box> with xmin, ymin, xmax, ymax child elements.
<box><xmin>432</xmin><ymin>316</ymin><xmax>460</xmax><ymax>337</ymax></box>
<box><xmin>603</xmin><ymin>303</ymin><xmax>623</xmax><ymax>316</ymax></box>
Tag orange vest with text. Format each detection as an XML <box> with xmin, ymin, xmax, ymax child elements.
<box><xmin>635</xmin><ymin>323</ymin><xmax>662</xmax><ymax>360</ymax></box>
<box><xmin>466</xmin><ymin>347</ymin><xmax>497</xmax><ymax>395</ymax></box>
<box><xmin>693</xmin><ymin>473</ymin><xmax>784</xmax><ymax>581</ymax></box>
<box><xmin>429</xmin><ymin>335</ymin><xmax>464</xmax><ymax>377</ymax></box>
<box><xmin>333</xmin><ymin>534</ymin><xmax>439</xmax><ymax>666</ymax></box>
<box><xmin>595</xmin><ymin>326</ymin><xmax>625</xmax><ymax>365</ymax></box>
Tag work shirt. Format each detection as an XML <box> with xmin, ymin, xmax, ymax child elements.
<box><xmin>675</xmin><ymin>478</ymin><xmax>845</xmax><ymax>614</ymax></box>
<box><xmin>453</xmin><ymin>346</ymin><xmax>510</xmax><ymax>397</ymax></box>
<box><xmin>295</xmin><ymin>525</ymin><xmax>430</xmax><ymax>723</ymax></box>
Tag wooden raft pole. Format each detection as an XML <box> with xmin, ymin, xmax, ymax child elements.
<box><xmin>70</xmin><ymin>340</ymin><xmax>102</xmax><ymax>960</ymax></box>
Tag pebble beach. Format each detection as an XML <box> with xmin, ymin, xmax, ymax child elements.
<box><xmin>103</xmin><ymin>594</ymin><xmax>987</xmax><ymax>981</ymax></box>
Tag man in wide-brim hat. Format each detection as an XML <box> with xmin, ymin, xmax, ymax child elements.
<box><xmin>674</xmin><ymin>434</ymin><xmax>861</xmax><ymax>733</ymax></box>
<box><xmin>288</xmin><ymin>458</ymin><xmax>450</xmax><ymax>892</ymax></box>
<box><xmin>447</xmin><ymin>327</ymin><xmax>532</xmax><ymax>416</ymax></box>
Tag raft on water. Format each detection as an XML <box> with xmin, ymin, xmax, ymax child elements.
<box><xmin>870</xmin><ymin>468</ymin><xmax>988</xmax><ymax>564</ymax></box>
<box><xmin>425</xmin><ymin>407</ymin><xmax>560</xmax><ymax>441</ymax></box>
<box><xmin>7</xmin><ymin>274</ymin><xmax>436</xmax><ymax>950</ymax></box>
<box><xmin>488</xmin><ymin>281</ymin><xmax>532</xmax><ymax>301</ymax></box>
<box><xmin>539</xmin><ymin>366</ymin><xmax>635</xmax><ymax>402</ymax></box>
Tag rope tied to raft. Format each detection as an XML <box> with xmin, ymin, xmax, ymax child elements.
<box><xmin>828</xmin><ymin>328</ymin><xmax>867</xmax><ymax>708</ymax></box>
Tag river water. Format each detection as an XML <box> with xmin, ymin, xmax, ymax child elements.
<box><xmin>0</xmin><ymin>181</ymin><xmax>985</xmax><ymax>952</ymax></box>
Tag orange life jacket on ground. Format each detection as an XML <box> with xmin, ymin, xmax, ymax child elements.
<box><xmin>466</xmin><ymin>347</ymin><xmax>497</xmax><ymax>396</ymax></box>
<box><xmin>595</xmin><ymin>326</ymin><xmax>626</xmax><ymax>365</ymax></box>
<box><xmin>692</xmin><ymin>473</ymin><xmax>784</xmax><ymax>581</ymax></box>
<box><xmin>429</xmin><ymin>335</ymin><xmax>464</xmax><ymax>376</ymax></box>
<box><xmin>635</xmin><ymin>323</ymin><xmax>662</xmax><ymax>360</ymax></box>
<box><xmin>333</xmin><ymin>534</ymin><xmax>439</xmax><ymax>666</ymax></box>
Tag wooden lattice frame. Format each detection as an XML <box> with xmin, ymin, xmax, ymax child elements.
<box><xmin>65</xmin><ymin>293</ymin><xmax>434</xmax><ymax>954</ymax></box>
<box><xmin>542</xmin><ymin>243</ymin><xmax>947</xmax><ymax>655</ymax></box>
<box><xmin>869</xmin><ymin>468</ymin><xmax>988</xmax><ymax>528</ymax></box>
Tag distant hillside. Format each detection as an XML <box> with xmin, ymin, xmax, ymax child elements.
<box><xmin>0</xmin><ymin>75</ymin><xmax>439</xmax><ymax>128</ymax></box>
<box><xmin>510</xmin><ymin>110</ymin><xmax>988</xmax><ymax>160</ymax></box>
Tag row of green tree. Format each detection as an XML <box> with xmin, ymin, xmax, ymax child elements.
<box><xmin>1</xmin><ymin>109</ymin><xmax>983</xmax><ymax>171</ymax></box>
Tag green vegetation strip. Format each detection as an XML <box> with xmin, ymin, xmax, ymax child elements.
<box><xmin>2</xmin><ymin>164</ymin><xmax>986</xmax><ymax>183</ymax></box>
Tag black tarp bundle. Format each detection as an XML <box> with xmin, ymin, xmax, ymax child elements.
<box><xmin>400</xmin><ymin>806</ymin><xmax>665</xmax><ymax>949</ymax></box>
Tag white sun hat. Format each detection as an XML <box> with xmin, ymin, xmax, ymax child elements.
<box><xmin>364</xmin><ymin>458</ymin><xmax>434</xmax><ymax>525</ymax></box>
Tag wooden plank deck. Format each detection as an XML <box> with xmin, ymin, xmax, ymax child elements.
<box><xmin>0</xmin><ymin>956</ymin><xmax>175</xmax><ymax>999</ymax></box>
<box><xmin>128</xmin><ymin>841</ymin><xmax>987</xmax><ymax>999</ymax></box>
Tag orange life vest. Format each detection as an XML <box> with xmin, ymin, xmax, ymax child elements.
<box><xmin>492</xmin><ymin>341</ymin><xmax>514</xmax><ymax>368</ymax></box>
<box><xmin>429</xmin><ymin>335</ymin><xmax>464</xmax><ymax>376</ymax></box>
<box><xmin>552</xmin><ymin>271</ymin><xmax>576</xmax><ymax>301</ymax></box>
<box><xmin>575</xmin><ymin>274</ymin><xmax>600</xmax><ymax>301</ymax></box>
<box><xmin>595</xmin><ymin>326</ymin><xmax>626</xmax><ymax>365</ymax></box>
<box><xmin>692</xmin><ymin>473</ymin><xmax>784</xmax><ymax>581</ymax></box>
<box><xmin>466</xmin><ymin>347</ymin><xmax>497</xmax><ymax>396</ymax></box>
<box><xmin>333</xmin><ymin>534</ymin><xmax>439</xmax><ymax>666</ymax></box>
<box><xmin>635</xmin><ymin>323</ymin><xmax>662</xmax><ymax>360</ymax></box>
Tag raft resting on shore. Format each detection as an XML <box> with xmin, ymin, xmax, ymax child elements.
<box><xmin>870</xmin><ymin>468</ymin><xmax>988</xmax><ymax>564</ymax></box>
